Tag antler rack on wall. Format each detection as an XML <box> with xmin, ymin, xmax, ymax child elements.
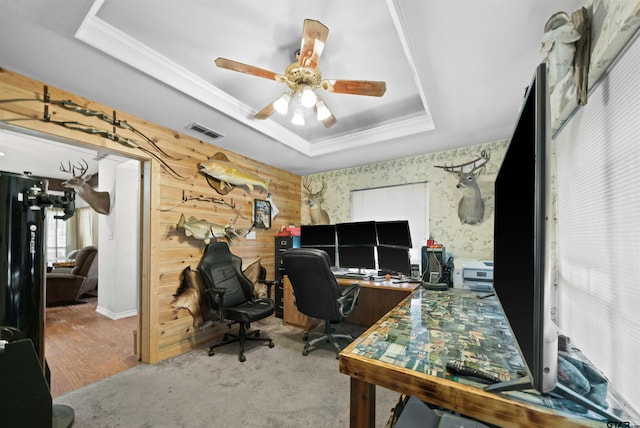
<box><xmin>0</xmin><ymin>85</ymin><xmax>191</xmax><ymax>180</ymax></box>
<box><xmin>160</xmin><ymin>190</ymin><xmax>240</xmax><ymax>214</ymax></box>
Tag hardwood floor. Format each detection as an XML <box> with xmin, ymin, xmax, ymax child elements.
<box><xmin>45</xmin><ymin>296</ymin><xmax>139</xmax><ymax>398</ymax></box>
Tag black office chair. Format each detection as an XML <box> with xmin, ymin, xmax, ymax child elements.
<box><xmin>282</xmin><ymin>248</ymin><xmax>360</xmax><ymax>358</ymax></box>
<box><xmin>199</xmin><ymin>242</ymin><xmax>275</xmax><ymax>362</ymax></box>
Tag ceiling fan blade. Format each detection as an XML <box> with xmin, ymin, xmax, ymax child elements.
<box><xmin>321</xmin><ymin>79</ymin><xmax>387</xmax><ymax>97</ymax></box>
<box><xmin>254</xmin><ymin>101</ymin><xmax>277</xmax><ymax>120</ymax></box>
<box><xmin>321</xmin><ymin>113</ymin><xmax>337</xmax><ymax>128</ymax></box>
<box><xmin>215</xmin><ymin>57</ymin><xmax>286</xmax><ymax>82</ymax></box>
<box><xmin>298</xmin><ymin>19</ymin><xmax>329</xmax><ymax>69</ymax></box>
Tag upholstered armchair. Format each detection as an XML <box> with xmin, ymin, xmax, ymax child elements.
<box><xmin>46</xmin><ymin>246</ymin><xmax>98</xmax><ymax>306</ymax></box>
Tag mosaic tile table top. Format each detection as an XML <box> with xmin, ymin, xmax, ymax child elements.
<box><xmin>350</xmin><ymin>288</ymin><xmax>524</xmax><ymax>384</ymax></box>
<box><xmin>346</xmin><ymin>288</ymin><xmax>625</xmax><ymax>422</ymax></box>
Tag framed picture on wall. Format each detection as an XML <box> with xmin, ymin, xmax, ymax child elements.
<box><xmin>253</xmin><ymin>199</ymin><xmax>271</xmax><ymax>229</ymax></box>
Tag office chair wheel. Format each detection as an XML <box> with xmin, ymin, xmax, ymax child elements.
<box><xmin>208</xmin><ymin>349</ymin><xmax>215</xmax><ymax>357</ymax></box>
<box><xmin>239</xmin><ymin>354</ymin><xmax>246</xmax><ymax>363</ymax></box>
<box><xmin>303</xmin><ymin>332</ymin><xmax>309</xmax><ymax>341</ymax></box>
<box><xmin>302</xmin><ymin>349</ymin><xmax>309</xmax><ymax>356</ymax></box>
<box><xmin>255</xmin><ymin>331</ymin><xmax>260</xmax><ymax>337</ymax></box>
<box><xmin>268</xmin><ymin>341</ymin><xmax>274</xmax><ymax>348</ymax></box>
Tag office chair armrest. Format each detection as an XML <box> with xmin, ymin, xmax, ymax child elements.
<box><xmin>206</xmin><ymin>287</ymin><xmax>228</xmax><ymax>321</ymax></box>
<box><xmin>258</xmin><ymin>279</ymin><xmax>275</xmax><ymax>299</ymax></box>
<box><xmin>338</xmin><ymin>283</ymin><xmax>361</xmax><ymax>318</ymax></box>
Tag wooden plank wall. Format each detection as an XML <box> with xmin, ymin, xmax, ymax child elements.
<box><xmin>0</xmin><ymin>68</ymin><xmax>302</xmax><ymax>363</ymax></box>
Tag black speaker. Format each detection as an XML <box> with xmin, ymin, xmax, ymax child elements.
<box><xmin>0</xmin><ymin>334</ymin><xmax>52</xmax><ymax>427</ymax></box>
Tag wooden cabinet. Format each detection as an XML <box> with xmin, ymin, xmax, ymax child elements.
<box><xmin>282</xmin><ymin>276</ymin><xmax>321</xmax><ymax>330</ymax></box>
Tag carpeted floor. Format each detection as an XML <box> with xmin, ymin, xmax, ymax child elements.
<box><xmin>54</xmin><ymin>316</ymin><xmax>400</xmax><ymax>427</ymax></box>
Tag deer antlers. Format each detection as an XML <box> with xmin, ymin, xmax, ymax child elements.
<box><xmin>60</xmin><ymin>159</ymin><xmax>89</xmax><ymax>178</ymax></box>
<box><xmin>302</xmin><ymin>176</ymin><xmax>327</xmax><ymax>198</ymax></box>
<box><xmin>434</xmin><ymin>150</ymin><xmax>491</xmax><ymax>175</ymax></box>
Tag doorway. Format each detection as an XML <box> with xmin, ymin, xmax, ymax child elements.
<box><xmin>0</xmin><ymin>127</ymin><xmax>145</xmax><ymax>397</ymax></box>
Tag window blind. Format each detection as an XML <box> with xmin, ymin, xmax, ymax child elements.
<box><xmin>555</xmin><ymin>33</ymin><xmax>640</xmax><ymax>412</ymax></box>
<box><xmin>350</xmin><ymin>182</ymin><xmax>429</xmax><ymax>264</ymax></box>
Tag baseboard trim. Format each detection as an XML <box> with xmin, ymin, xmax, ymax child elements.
<box><xmin>96</xmin><ymin>306</ymin><xmax>138</xmax><ymax>320</ymax></box>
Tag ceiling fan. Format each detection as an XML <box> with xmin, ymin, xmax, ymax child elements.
<box><xmin>215</xmin><ymin>19</ymin><xmax>387</xmax><ymax>128</ymax></box>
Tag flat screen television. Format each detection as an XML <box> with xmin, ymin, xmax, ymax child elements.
<box><xmin>375</xmin><ymin>220</ymin><xmax>412</xmax><ymax>248</ymax></box>
<box><xmin>490</xmin><ymin>63</ymin><xmax>622</xmax><ymax>421</ymax></box>
<box><xmin>491</xmin><ymin>62</ymin><xmax>557</xmax><ymax>394</ymax></box>
<box><xmin>377</xmin><ymin>246</ymin><xmax>411</xmax><ymax>276</ymax></box>
<box><xmin>337</xmin><ymin>245</ymin><xmax>376</xmax><ymax>269</ymax></box>
<box><xmin>336</xmin><ymin>221</ymin><xmax>377</xmax><ymax>246</ymax></box>
<box><xmin>300</xmin><ymin>224</ymin><xmax>336</xmax><ymax>246</ymax></box>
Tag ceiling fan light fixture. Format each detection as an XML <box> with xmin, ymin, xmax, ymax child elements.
<box><xmin>273</xmin><ymin>93</ymin><xmax>291</xmax><ymax>115</ymax></box>
<box><xmin>300</xmin><ymin>84</ymin><xmax>317</xmax><ymax>108</ymax></box>
<box><xmin>291</xmin><ymin>106</ymin><xmax>305</xmax><ymax>126</ymax></box>
<box><xmin>315</xmin><ymin>99</ymin><xmax>332</xmax><ymax>121</ymax></box>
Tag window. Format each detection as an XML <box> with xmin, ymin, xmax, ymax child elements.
<box><xmin>350</xmin><ymin>182</ymin><xmax>429</xmax><ymax>264</ymax></box>
<box><xmin>555</xmin><ymin>34</ymin><xmax>640</xmax><ymax>411</ymax></box>
<box><xmin>46</xmin><ymin>208</ymin><xmax>67</xmax><ymax>263</ymax></box>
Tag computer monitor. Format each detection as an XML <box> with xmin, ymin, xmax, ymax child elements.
<box><xmin>300</xmin><ymin>224</ymin><xmax>336</xmax><ymax>246</ymax></box>
<box><xmin>377</xmin><ymin>246</ymin><xmax>411</xmax><ymax>276</ymax></box>
<box><xmin>337</xmin><ymin>245</ymin><xmax>376</xmax><ymax>269</ymax></box>
<box><xmin>375</xmin><ymin>220</ymin><xmax>412</xmax><ymax>248</ymax></box>
<box><xmin>304</xmin><ymin>246</ymin><xmax>336</xmax><ymax>266</ymax></box>
<box><xmin>336</xmin><ymin>221</ymin><xmax>377</xmax><ymax>246</ymax></box>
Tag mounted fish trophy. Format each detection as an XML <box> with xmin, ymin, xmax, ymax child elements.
<box><xmin>302</xmin><ymin>177</ymin><xmax>330</xmax><ymax>225</ymax></box>
<box><xmin>60</xmin><ymin>160</ymin><xmax>110</xmax><ymax>215</ymax></box>
<box><xmin>199</xmin><ymin>152</ymin><xmax>269</xmax><ymax>195</ymax></box>
<box><xmin>176</xmin><ymin>213</ymin><xmax>241</xmax><ymax>244</ymax></box>
<box><xmin>435</xmin><ymin>150</ymin><xmax>490</xmax><ymax>225</ymax></box>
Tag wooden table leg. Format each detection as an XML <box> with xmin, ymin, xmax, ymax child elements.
<box><xmin>350</xmin><ymin>377</ymin><xmax>376</xmax><ymax>428</ymax></box>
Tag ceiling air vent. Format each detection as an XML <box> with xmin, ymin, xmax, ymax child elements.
<box><xmin>188</xmin><ymin>122</ymin><xmax>224</xmax><ymax>140</ymax></box>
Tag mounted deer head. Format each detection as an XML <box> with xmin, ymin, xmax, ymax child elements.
<box><xmin>435</xmin><ymin>150</ymin><xmax>490</xmax><ymax>225</ymax></box>
<box><xmin>60</xmin><ymin>160</ymin><xmax>111</xmax><ymax>215</ymax></box>
<box><xmin>302</xmin><ymin>177</ymin><xmax>330</xmax><ymax>225</ymax></box>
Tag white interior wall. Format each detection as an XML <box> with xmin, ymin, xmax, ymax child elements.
<box><xmin>97</xmin><ymin>157</ymin><xmax>139</xmax><ymax>319</ymax></box>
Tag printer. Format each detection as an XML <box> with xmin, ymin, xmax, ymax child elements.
<box><xmin>453</xmin><ymin>259</ymin><xmax>493</xmax><ymax>291</ymax></box>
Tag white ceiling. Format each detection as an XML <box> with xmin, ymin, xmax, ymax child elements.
<box><xmin>0</xmin><ymin>0</ymin><xmax>584</xmax><ymax>178</ymax></box>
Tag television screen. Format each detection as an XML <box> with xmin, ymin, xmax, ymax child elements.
<box><xmin>375</xmin><ymin>220</ymin><xmax>412</xmax><ymax>248</ymax></box>
<box><xmin>377</xmin><ymin>246</ymin><xmax>411</xmax><ymax>276</ymax></box>
<box><xmin>300</xmin><ymin>224</ymin><xmax>336</xmax><ymax>246</ymax></box>
<box><xmin>492</xmin><ymin>62</ymin><xmax>557</xmax><ymax>394</ymax></box>
<box><xmin>336</xmin><ymin>221</ymin><xmax>377</xmax><ymax>246</ymax></box>
<box><xmin>337</xmin><ymin>245</ymin><xmax>376</xmax><ymax>269</ymax></box>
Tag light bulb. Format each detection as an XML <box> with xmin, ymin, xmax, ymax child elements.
<box><xmin>273</xmin><ymin>93</ymin><xmax>290</xmax><ymax>115</ymax></box>
<box><xmin>300</xmin><ymin>85</ymin><xmax>317</xmax><ymax>108</ymax></box>
<box><xmin>291</xmin><ymin>106</ymin><xmax>305</xmax><ymax>126</ymax></box>
<box><xmin>316</xmin><ymin>99</ymin><xmax>331</xmax><ymax>121</ymax></box>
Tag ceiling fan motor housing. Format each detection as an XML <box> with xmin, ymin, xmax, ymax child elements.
<box><xmin>285</xmin><ymin>61</ymin><xmax>322</xmax><ymax>91</ymax></box>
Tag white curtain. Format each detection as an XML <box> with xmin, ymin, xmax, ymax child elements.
<box><xmin>555</xmin><ymin>34</ymin><xmax>640</xmax><ymax>411</ymax></box>
<box><xmin>350</xmin><ymin>182</ymin><xmax>429</xmax><ymax>264</ymax></box>
<box><xmin>65</xmin><ymin>207</ymin><xmax>96</xmax><ymax>252</ymax></box>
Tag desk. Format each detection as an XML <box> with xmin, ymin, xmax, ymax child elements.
<box><xmin>283</xmin><ymin>276</ymin><xmax>419</xmax><ymax>329</ymax></box>
<box><xmin>336</xmin><ymin>278</ymin><xmax>419</xmax><ymax>327</ymax></box>
<box><xmin>339</xmin><ymin>288</ymin><xmax>603</xmax><ymax>428</ymax></box>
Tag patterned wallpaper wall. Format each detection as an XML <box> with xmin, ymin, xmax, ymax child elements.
<box><xmin>302</xmin><ymin>139</ymin><xmax>509</xmax><ymax>261</ymax></box>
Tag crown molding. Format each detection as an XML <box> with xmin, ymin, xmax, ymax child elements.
<box><xmin>75</xmin><ymin>0</ymin><xmax>432</xmax><ymax>157</ymax></box>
